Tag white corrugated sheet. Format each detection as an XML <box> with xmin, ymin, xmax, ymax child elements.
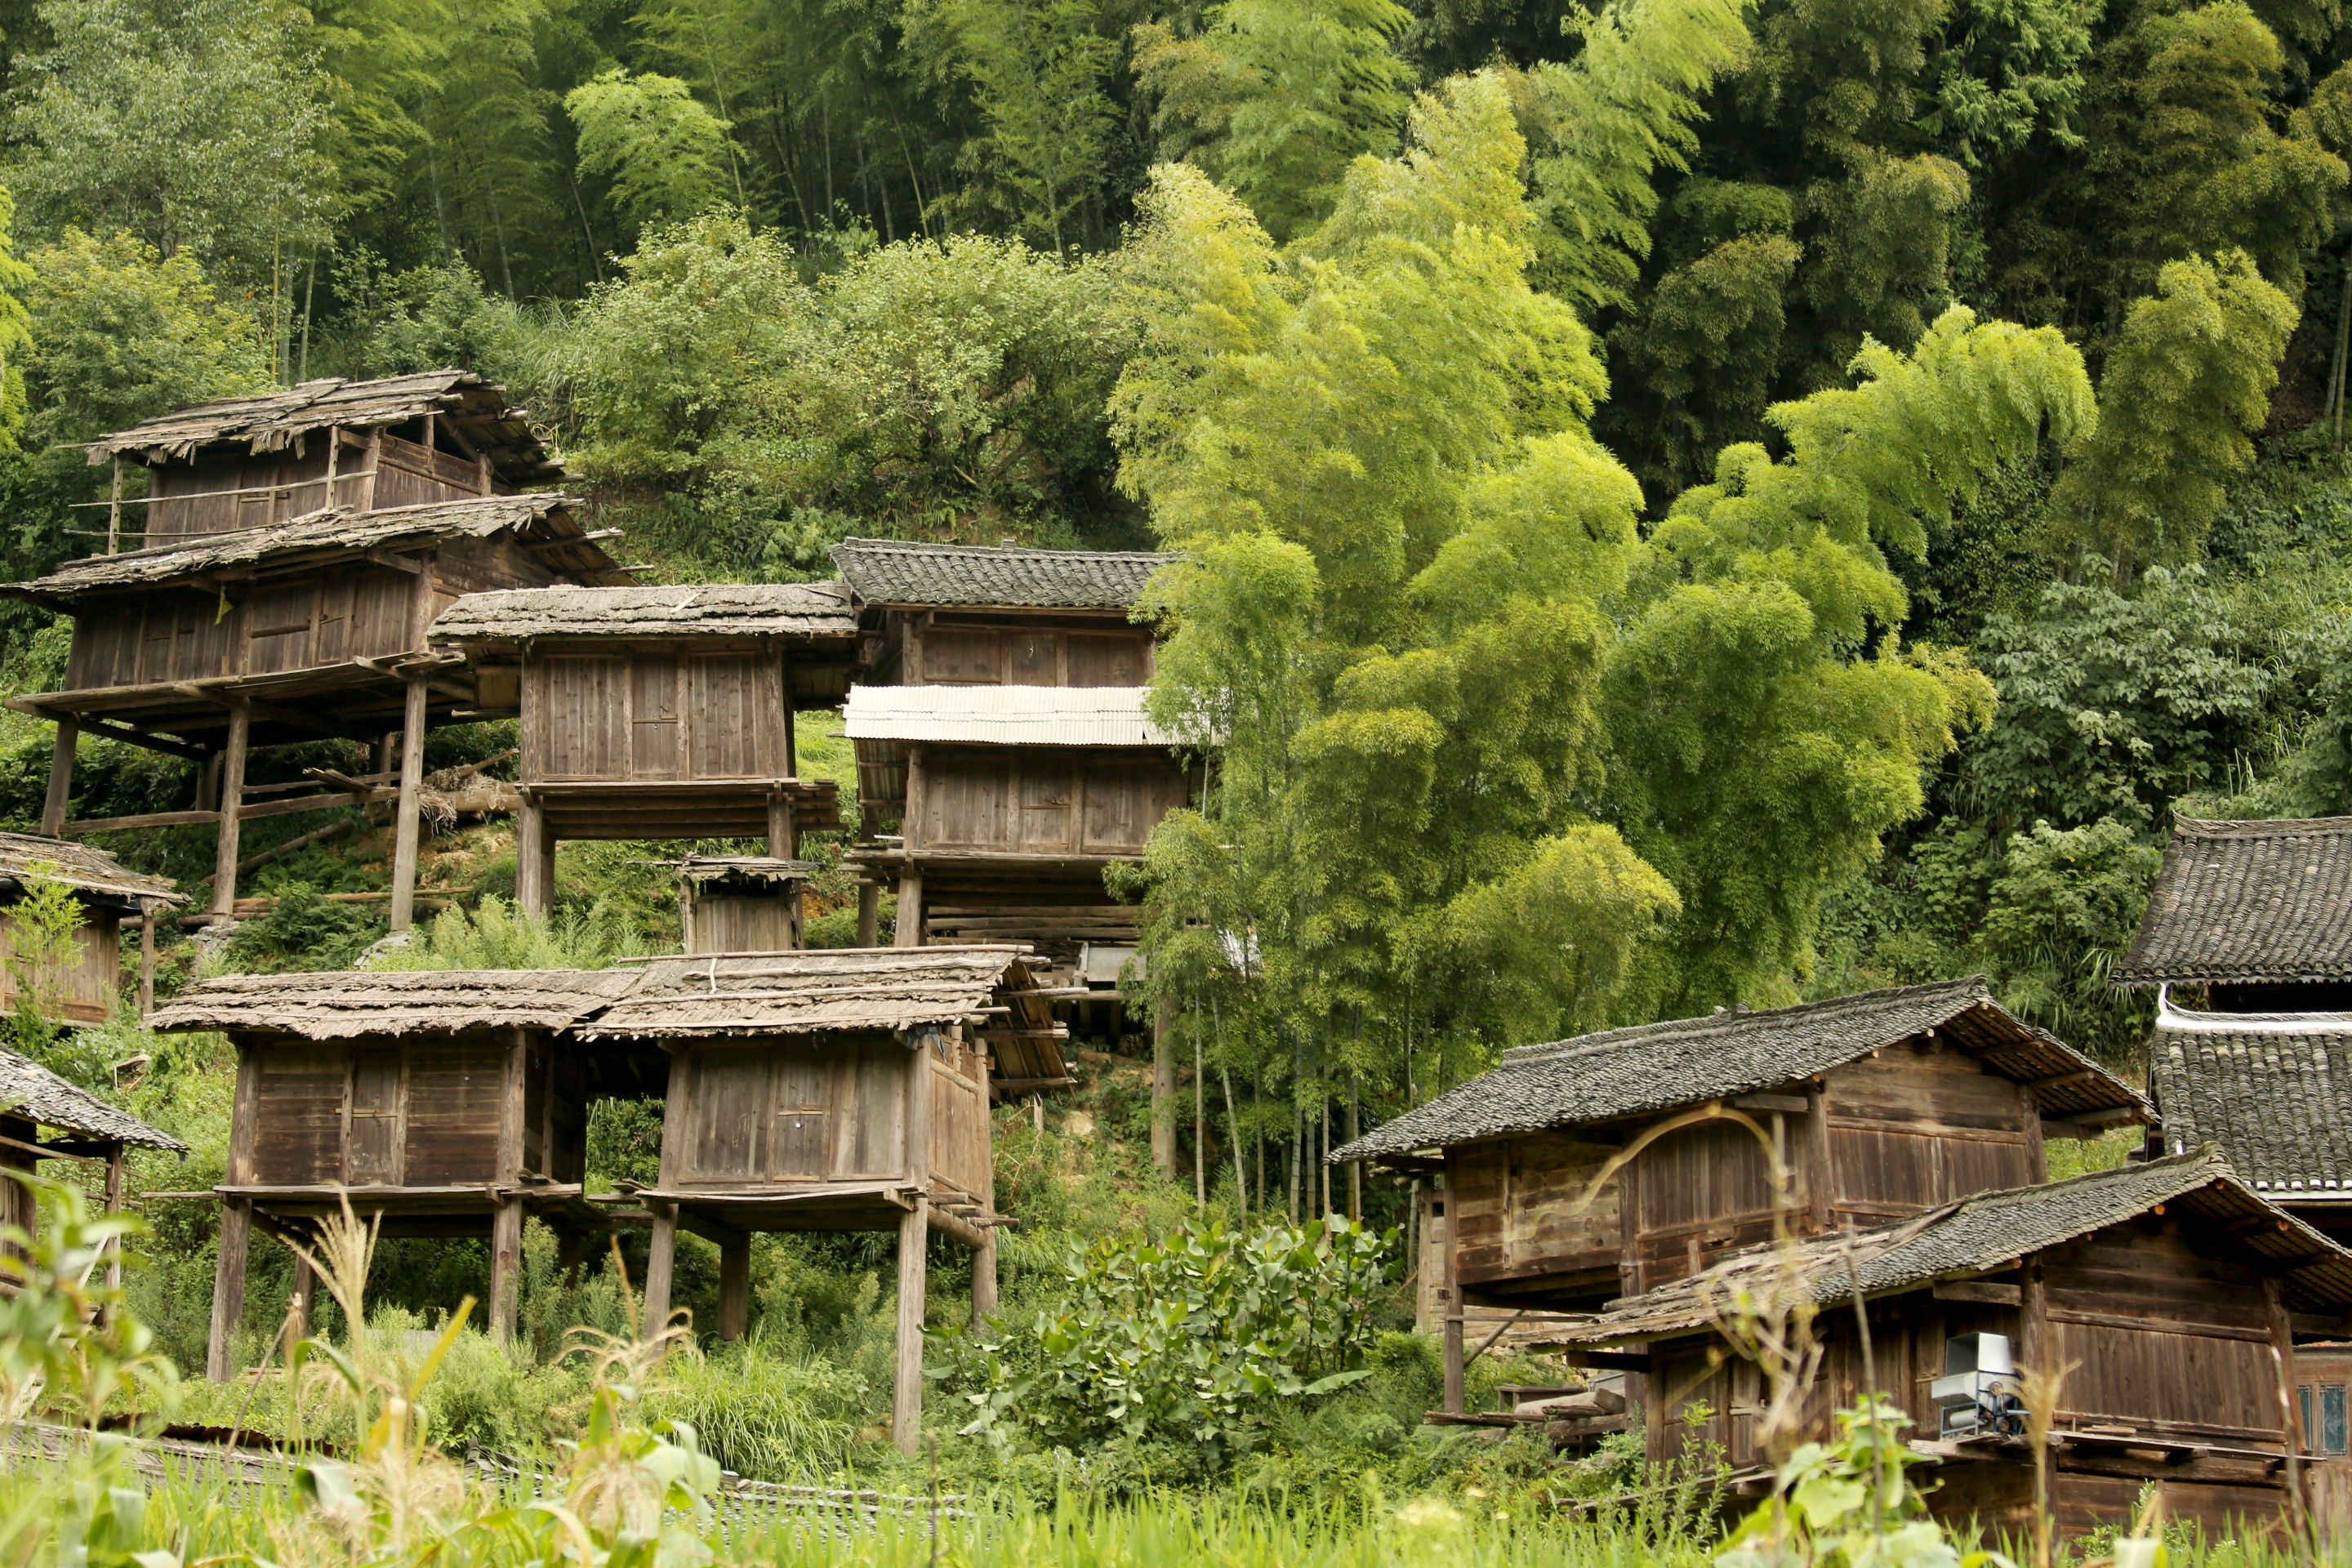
<box><xmin>844</xmin><ymin>684</ymin><xmax>1179</xmax><ymax>746</ymax></box>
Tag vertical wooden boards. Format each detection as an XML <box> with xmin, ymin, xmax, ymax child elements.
<box><xmin>685</xmin><ymin>655</ymin><xmax>765</xmax><ymax>777</ymax></box>
<box><xmin>1820</xmin><ymin>1041</ymin><xmax>2039</xmax><ymax>1219</ymax></box>
<box><xmin>345</xmin><ymin>1047</ymin><xmax>404</xmax><ymax>1183</ymax></box>
<box><xmin>906</xmin><ymin>619</ymin><xmax>1156</xmax><ymax>688</ymax></box>
<box><xmin>833</xmin><ymin>1040</ymin><xmax>908</xmax><ymax>1176</ymax></box>
<box><xmin>207</xmin><ymin>1199</ymin><xmax>252</xmax><ymax>1381</ymax></box>
<box><xmin>402</xmin><ymin>1039</ymin><xmax>507</xmax><ymax>1183</ymax></box>
<box><xmin>1446</xmin><ymin>1134</ymin><xmax>1621</xmax><ymax>1288</ymax></box>
<box><xmin>679</xmin><ymin>1045</ymin><xmax>768</xmax><ymax>1180</ymax></box>
<box><xmin>686</xmin><ymin>895</ymin><xmax>795</xmax><ymax>956</ymax></box>
<box><xmin>541</xmin><ymin>657</ymin><xmax>624</xmax><ymax>777</ymax></box>
<box><xmin>1441</xmin><ymin>1167</ymin><xmax>1466</xmax><ymax>1414</ymax></box>
<box><xmin>908</xmin><ymin>748</ymin><xmax>1189</xmax><ymax>856</ymax></box>
<box><xmin>858</xmin><ymin>883</ymin><xmax>880</xmax><ymax>947</ymax></box>
<box><xmin>772</xmin><ymin>1050</ymin><xmax>833</xmax><ymax>1177</ymax></box>
<box><xmin>630</xmin><ymin>657</ymin><xmax>680</xmax><ymax>777</ymax></box>
<box><xmin>1017</xmin><ymin>758</ymin><xmax>1074</xmax><ymax>853</ymax></box>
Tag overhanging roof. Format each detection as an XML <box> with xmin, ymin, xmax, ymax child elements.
<box><xmin>2116</xmin><ymin>816</ymin><xmax>2352</xmax><ymax>984</ymax></box>
<box><xmin>0</xmin><ymin>833</ymin><xmax>184</xmax><ymax>909</ymax></box>
<box><xmin>0</xmin><ymin>1045</ymin><xmax>185</xmax><ymax>1151</ymax></box>
<box><xmin>430</xmin><ymin>581</ymin><xmax>857</xmax><ymax>646</ymax></box>
<box><xmin>2149</xmin><ymin>1004</ymin><xmax>2352</xmax><ymax>1196</ymax></box>
<box><xmin>831</xmin><ymin>537</ymin><xmax>1174</xmax><ymax>611</ymax></box>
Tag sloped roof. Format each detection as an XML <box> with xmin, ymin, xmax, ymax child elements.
<box><xmin>2149</xmin><ymin>1005</ymin><xmax>2352</xmax><ymax>1195</ymax></box>
<box><xmin>0</xmin><ymin>834</ymin><xmax>184</xmax><ymax>908</ymax></box>
<box><xmin>844</xmin><ymin>684</ymin><xmax>1179</xmax><ymax>747</ymax></box>
<box><xmin>1332</xmin><ymin>977</ymin><xmax>2149</xmax><ymax>1162</ymax></box>
<box><xmin>831</xmin><ymin>537</ymin><xmax>1174</xmax><ymax>610</ymax></box>
<box><xmin>670</xmin><ymin>856</ymin><xmax>815</xmax><ymax>884</ymax></box>
<box><xmin>430</xmin><ymin>581</ymin><xmax>856</xmax><ymax>644</ymax></box>
<box><xmin>1557</xmin><ymin>1148</ymin><xmax>2352</xmax><ymax>1341</ymax></box>
<box><xmin>11</xmin><ymin>496</ymin><xmax>626</xmax><ymax>604</ymax></box>
<box><xmin>2115</xmin><ymin>817</ymin><xmax>2352</xmax><ymax>984</ymax></box>
<box><xmin>86</xmin><ymin>371</ymin><xmax>563</xmax><ymax>485</ymax></box>
<box><xmin>579</xmin><ymin>947</ymin><xmax>1045</xmax><ymax>1039</ymax></box>
<box><xmin>147</xmin><ymin>969</ymin><xmax>644</xmax><ymax>1039</ymax></box>
<box><xmin>0</xmin><ymin>1045</ymin><xmax>185</xmax><ymax>1150</ymax></box>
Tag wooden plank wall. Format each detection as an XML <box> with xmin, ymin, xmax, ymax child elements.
<box><xmin>1822</xmin><ymin>1040</ymin><xmax>2041</xmax><ymax>1222</ymax></box>
<box><xmin>688</xmin><ymin>895</ymin><xmax>796</xmax><ymax>955</ymax></box>
<box><xmin>907</xmin><ymin>620</ymin><xmax>1152</xmax><ymax>687</ymax></box>
<box><xmin>144</xmin><ymin>433</ymin><xmax>488</xmax><ymax>541</ymax></box>
<box><xmin>530</xmin><ymin>649</ymin><xmax>782</xmax><ymax>782</ymax></box>
<box><xmin>912</xmin><ymin>747</ymin><xmax>1188</xmax><ymax>857</ymax></box>
<box><xmin>1448</xmin><ymin>1135</ymin><xmax>1622</xmax><ymax>1292</ymax></box>
<box><xmin>65</xmin><ymin>564</ymin><xmax>421</xmax><ymax>690</ymax></box>
<box><xmin>243</xmin><ymin>1034</ymin><xmax>526</xmax><ymax>1187</ymax></box>
<box><xmin>1634</xmin><ymin>1120</ymin><xmax>1779</xmax><ymax>1286</ymax></box>
<box><xmin>671</xmin><ymin>1036</ymin><xmax>911</xmax><ymax>1184</ymax></box>
<box><xmin>371</xmin><ymin>434</ymin><xmax>487</xmax><ymax>510</ymax></box>
<box><xmin>0</xmin><ymin>909</ymin><xmax>119</xmax><ymax>1022</ymax></box>
<box><xmin>928</xmin><ymin>1036</ymin><xmax>990</xmax><ymax>1200</ymax></box>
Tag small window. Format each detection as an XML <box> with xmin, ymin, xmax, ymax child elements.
<box><xmin>2302</xmin><ymin>1386</ymin><xmax>2316</xmax><ymax>1446</ymax></box>
<box><xmin>2324</xmin><ymin>1386</ymin><xmax>2348</xmax><ymax>1457</ymax></box>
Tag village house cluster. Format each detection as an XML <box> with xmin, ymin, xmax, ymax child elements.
<box><xmin>2</xmin><ymin>372</ymin><xmax>2350</xmax><ymax>1535</ymax></box>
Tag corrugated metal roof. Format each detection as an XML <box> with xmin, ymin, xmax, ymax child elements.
<box><xmin>844</xmin><ymin>684</ymin><xmax>1180</xmax><ymax>746</ymax></box>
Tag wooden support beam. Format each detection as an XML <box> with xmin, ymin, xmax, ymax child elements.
<box><xmin>207</xmin><ymin>1198</ymin><xmax>252</xmax><ymax>1381</ymax></box>
<box><xmin>488</xmin><ymin>1199</ymin><xmax>523</xmax><ymax>1346</ymax></box>
<box><xmin>516</xmin><ymin>794</ymin><xmax>553</xmax><ymax>917</ymax></box>
<box><xmin>137</xmin><ymin>913</ymin><xmax>155</xmax><ymax>1020</ymax></box>
<box><xmin>1932</xmin><ymin>1279</ymin><xmax>2022</xmax><ymax>1306</ymax></box>
<box><xmin>894</xmin><ymin>873</ymin><xmax>924</xmax><ymax>948</ymax></box>
<box><xmin>51</xmin><ymin>715</ymin><xmax>207</xmax><ymax>762</ymax></box>
<box><xmin>893</xmin><ymin>1202</ymin><xmax>927</xmax><ymax>1457</ymax></box>
<box><xmin>2269</xmin><ymin>1276</ymin><xmax>2307</xmax><ymax>1534</ymax></box>
<box><xmin>388</xmin><ymin>673</ymin><xmax>429</xmax><ymax>933</ymax></box>
<box><xmin>519</xmin><ymin>529</ymin><xmax>622</xmax><ymax>551</ymax></box>
<box><xmin>488</xmin><ymin>1030</ymin><xmax>526</xmax><ymax>1346</ymax></box>
<box><xmin>39</xmin><ymin>721</ymin><xmax>76</xmax><ymax>837</ymax></box>
<box><xmin>1441</xmin><ymin>1173</ymin><xmax>1465</xmax><ymax>1415</ymax></box>
<box><xmin>719</xmin><ymin>1232</ymin><xmax>751</xmax><ymax>1341</ymax></box>
<box><xmin>644</xmin><ymin>1203</ymin><xmax>678</xmax><ymax>1340</ymax></box>
<box><xmin>926</xmin><ymin>1203</ymin><xmax>990</xmax><ymax>1251</ymax></box>
<box><xmin>288</xmin><ymin>1250</ymin><xmax>314</xmax><ymax>1352</ymax></box>
<box><xmin>208</xmin><ymin>700</ymin><xmax>250</xmax><ymax>924</ymax></box>
<box><xmin>857</xmin><ymin>882</ymin><xmax>880</xmax><ymax>948</ymax></box>
<box><xmin>973</xmin><ymin>1229</ymin><xmax>998</xmax><ymax>1329</ymax></box>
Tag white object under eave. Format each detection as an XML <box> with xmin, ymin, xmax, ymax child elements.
<box><xmin>844</xmin><ymin>683</ymin><xmax>1193</xmax><ymax>747</ymax></box>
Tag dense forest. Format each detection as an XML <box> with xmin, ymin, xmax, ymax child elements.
<box><xmin>2</xmin><ymin>0</ymin><xmax>2352</xmax><ymax>1383</ymax></box>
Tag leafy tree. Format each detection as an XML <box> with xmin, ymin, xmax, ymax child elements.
<box><xmin>1923</xmin><ymin>0</ymin><xmax>2098</xmax><ymax>164</ymax></box>
<box><xmin>1133</xmin><ymin>0</ymin><xmax>1416</xmax><ymax>242</ymax></box>
<box><xmin>0</xmin><ymin>189</ymin><xmax>35</xmax><ymax>457</ymax></box>
<box><xmin>2047</xmin><ymin>252</ymin><xmax>2298</xmax><ymax>572</ymax></box>
<box><xmin>1980</xmin><ymin>815</ymin><xmax>2160</xmax><ymax>1054</ymax></box>
<box><xmin>2</xmin><ymin>866</ymin><xmax>84</xmax><ymax>1058</ymax></box>
<box><xmin>918</xmin><ymin>0</ymin><xmax>1123</xmax><ymax>247</ymax></box>
<box><xmin>566</xmin><ymin>71</ymin><xmax>735</xmax><ymax>234</ymax></box>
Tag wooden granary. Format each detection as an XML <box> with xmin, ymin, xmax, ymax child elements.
<box><xmin>0</xmin><ymin>833</ymin><xmax>185</xmax><ymax>1022</ymax></box>
<box><xmin>831</xmin><ymin>539</ymin><xmax>1194</xmax><ymax>993</ymax></box>
<box><xmin>152</xmin><ymin>946</ymin><xmax>1053</xmax><ymax>1454</ymax></box>
<box><xmin>0</xmin><ymin>1041</ymin><xmax>185</xmax><ymax>1258</ymax></box>
<box><xmin>1552</xmin><ymin>1149</ymin><xmax>2352</xmax><ymax>1539</ymax></box>
<box><xmin>425</xmin><ymin>582</ymin><xmax>858</xmax><ymax>912</ymax></box>
<box><xmin>667</xmin><ymin>856</ymin><xmax>812</xmax><ymax>955</ymax></box>
<box><xmin>1330</xmin><ymin>978</ymin><xmax>2151</xmax><ymax>1413</ymax></box>
<box><xmin>3</xmin><ymin>373</ymin><xmax>626</xmax><ymax>931</ymax></box>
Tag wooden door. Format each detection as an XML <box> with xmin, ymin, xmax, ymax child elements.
<box><xmin>243</xmin><ymin>578</ymin><xmax>316</xmax><ymax>674</ymax></box>
<box><xmin>685</xmin><ymin>655</ymin><xmax>765</xmax><ymax>777</ymax></box>
<box><xmin>1018</xmin><ymin>757</ymin><xmax>1076</xmax><ymax>852</ymax></box>
<box><xmin>771</xmin><ymin>1050</ymin><xmax>833</xmax><ymax>1178</ymax></box>
<box><xmin>630</xmin><ymin>657</ymin><xmax>680</xmax><ymax>778</ymax></box>
<box><xmin>540</xmin><ymin>657</ymin><xmax>625</xmax><ymax>778</ymax></box>
<box><xmin>346</xmin><ymin>1048</ymin><xmax>403</xmax><ymax>1184</ymax></box>
<box><xmin>684</xmin><ymin>1046</ymin><xmax>769</xmax><ymax>1182</ymax></box>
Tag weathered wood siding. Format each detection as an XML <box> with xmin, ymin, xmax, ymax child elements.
<box><xmin>242</xmin><ymin>1034</ymin><xmax>554</xmax><ymax>1188</ymax></box>
<box><xmin>0</xmin><ymin>908</ymin><xmax>119</xmax><ymax>1023</ymax></box>
<box><xmin>687</xmin><ymin>894</ymin><xmax>796</xmax><ymax>955</ymax></box>
<box><xmin>910</xmin><ymin>747</ymin><xmax>1187</xmax><ymax>856</ymax></box>
<box><xmin>1820</xmin><ymin>1038</ymin><xmax>2042</xmax><ymax>1222</ymax></box>
<box><xmin>670</xmin><ymin>1037</ymin><xmax>907</xmax><ymax>1184</ymax></box>
<box><xmin>906</xmin><ymin>618</ymin><xmax>1152</xmax><ymax>688</ymax></box>
<box><xmin>528</xmin><ymin>648</ymin><xmax>785</xmax><ymax>783</ymax></box>
<box><xmin>1448</xmin><ymin>1135</ymin><xmax>1622</xmax><ymax>1295</ymax></box>
<box><xmin>927</xmin><ymin>1033</ymin><xmax>990</xmax><ymax>1201</ymax></box>
<box><xmin>64</xmin><ymin>563</ymin><xmax>421</xmax><ymax>690</ymax></box>
<box><xmin>143</xmin><ymin>433</ymin><xmax>488</xmax><ymax>541</ymax></box>
<box><xmin>370</xmin><ymin>433</ymin><xmax>488</xmax><ymax>510</ymax></box>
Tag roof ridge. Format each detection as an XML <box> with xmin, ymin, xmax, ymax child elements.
<box><xmin>1498</xmin><ymin>975</ymin><xmax>1991</xmax><ymax>1067</ymax></box>
<box><xmin>833</xmin><ymin>536</ymin><xmax>1178</xmax><ymax>562</ymax></box>
<box><xmin>2173</xmin><ymin>815</ymin><xmax>2352</xmax><ymax>838</ymax></box>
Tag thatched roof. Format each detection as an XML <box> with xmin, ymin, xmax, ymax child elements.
<box><xmin>844</xmin><ymin>684</ymin><xmax>1179</xmax><ymax>746</ymax></box>
<box><xmin>2115</xmin><ymin>817</ymin><xmax>2352</xmax><ymax>985</ymax></box>
<box><xmin>580</xmin><ymin>947</ymin><xmax>1044</xmax><ymax>1039</ymax></box>
<box><xmin>429</xmin><ymin>581</ymin><xmax>857</xmax><ymax>646</ymax></box>
<box><xmin>831</xmin><ymin>538</ymin><xmax>1174</xmax><ymax>611</ymax></box>
<box><xmin>11</xmin><ymin>496</ymin><xmax>627</xmax><ymax>604</ymax></box>
<box><xmin>1332</xmin><ymin>977</ymin><xmax>2149</xmax><ymax>1163</ymax></box>
<box><xmin>2149</xmin><ymin>1004</ymin><xmax>2352</xmax><ymax>1196</ymax></box>
<box><xmin>1554</xmin><ymin>1148</ymin><xmax>2352</xmax><ymax>1342</ymax></box>
<box><xmin>0</xmin><ymin>1045</ymin><xmax>184</xmax><ymax>1150</ymax></box>
<box><xmin>86</xmin><ymin>371</ymin><xmax>563</xmax><ymax>486</ymax></box>
<box><xmin>0</xmin><ymin>833</ymin><xmax>183</xmax><ymax>910</ymax></box>
<box><xmin>148</xmin><ymin>969</ymin><xmax>644</xmax><ymax>1039</ymax></box>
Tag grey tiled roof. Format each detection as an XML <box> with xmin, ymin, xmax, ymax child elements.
<box><xmin>2149</xmin><ymin>1018</ymin><xmax>2352</xmax><ymax>1195</ymax></box>
<box><xmin>2115</xmin><ymin>816</ymin><xmax>2352</xmax><ymax>983</ymax></box>
<box><xmin>1331</xmin><ymin>978</ymin><xmax>2148</xmax><ymax>1162</ymax></box>
<box><xmin>0</xmin><ymin>833</ymin><xmax>184</xmax><ymax>908</ymax></box>
<box><xmin>430</xmin><ymin>581</ymin><xmax>856</xmax><ymax>644</ymax></box>
<box><xmin>831</xmin><ymin>537</ymin><xmax>1174</xmax><ymax>610</ymax></box>
<box><xmin>0</xmin><ymin>1045</ymin><xmax>185</xmax><ymax>1150</ymax></box>
<box><xmin>1557</xmin><ymin>1148</ymin><xmax>2352</xmax><ymax>1341</ymax></box>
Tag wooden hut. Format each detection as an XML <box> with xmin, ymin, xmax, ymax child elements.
<box><xmin>147</xmin><ymin>968</ymin><xmax>651</xmax><ymax>1375</ymax></box>
<box><xmin>2113</xmin><ymin>816</ymin><xmax>2352</xmax><ymax>1013</ymax></box>
<box><xmin>1329</xmin><ymin>977</ymin><xmax>2150</xmax><ymax>1414</ymax></box>
<box><xmin>831</xmin><ymin>538</ymin><xmax>1191</xmax><ymax>1000</ymax></box>
<box><xmin>425</xmin><ymin>583</ymin><xmax>858</xmax><ymax>912</ymax></box>
<box><xmin>0</xmin><ymin>1042</ymin><xmax>185</xmax><ymax>1257</ymax></box>
<box><xmin>0</xmin><ymin>834</ymin><xmax>185</xmax><ymax>1022</ymax></box>
<box><xmin>667</xmin><ymin>857</ymin><xmax>812</xmax><ymax>954</ymax></box>
<box><xmin>1549</xmin><ymin>1148</ymin><xmax>2352</xmax><ymax>1539</ymax></box>
<box><xmin>6</xmin><ymin>372</ymin><xmax>626</xmax><ymax>934</ymax></box>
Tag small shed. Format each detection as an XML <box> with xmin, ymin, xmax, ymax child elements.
<box><xmin>666</xmin><ymin>857</ymin><xmax>812</xmax><ymax>955</ymax></box>
<box><xmin>1551</xmin><ymin>1148</ymin><xmax>2352</xmax><ymax>1540</ymax></box>
<box><xmin>0</xmin><ymin>834</ymin><xmax>185</xmax><ymax>1022</ymax></box>
<box><xmin>1330</xmin><ymin>977</ymin><xmax>2149</xmax><ymax>1413</ymax></box>
<box><xmin>2114</xmin><ymin>817</ymin><xmax>2352</xmax><ymax>1012</ymax></box>
<box><xmin>0</xmin><ymin>1043</ymin><xmax>185</xmax><ymax>1279</ymax></box>
<box><xmin>426</xmin><ymin>582</ymin><xmax>858</xmax><ymax>912</ymax></box>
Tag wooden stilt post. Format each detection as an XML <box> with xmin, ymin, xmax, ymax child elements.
<box><xmin>893</xmin><ymin>873</ymin><xmax>924</xmax><ymax>948</ymax></box>
<box><xmin>718</xmin><ymin>1230</ymin><xmax>751</xmax><ymax>1341</ymax></box>
<box><xmin>388</xmin><ymin>673</ymin><xmax>429</xmax><ymax>932</ymax></box>
<box><xmin>1441</xmin><ymin>1173</ymin><xmax>1465</xmax><ymax>1415</ymax></box>
<box><xmin>208</xmin><ymin>1198</ymin><xmax>252</xmax><ymax>1381</ymax></box>
<box><xmin>137</xmin><ymin>912</ymin><xmax>156</xmax><ymax>1020</ymax></box>
<box><xmin>857</xmin><ymin>882</ymin><xmax>880</xmax><ymax>948</ymax></box>
<box><xmin>766</xmin><ymin>792</ymin><xmax>798</xmax><ymax>860</ymax></box>
<box><xmin>102</xmin><ymin>1148</ymin><xmax>123</xmax><ymax>1302</ymax></box>
<box><xmin>894</xmin><ymin>1027</ymin><xmax>936</xmax><ymax>1455</ymax></box>
<box><xmin>288</xmin><ymin>1250</ymin><xmax>314</xmax><ymax>1352</ymax></box>
<box><xmin>516</xmin><ymin>793</ymin><xmax>554</xmax><ymax>917</ymax></box>
<box><xmin>972</xmin><ymin>1231</ymin><xmax>997</xmax><ymax>1330</ymax></box>
<box><xmin>105</xmin><ymin>460</ymin><xmax>122</xmax><ymax>555</ymax></box>
<box><xmin>488</xmin><ymin>1027</ymin><xmax>526</xmax><ymax>1345</ymax></box>
<box><xmin>208</xmin><ymin>702</ymin><xmax>250</xmax><ymax>925</ymax></box>
<box><xmin>39</xmin><ymin>721</ymin><xmax>77</xmax><ymax>838</ymax></box>
<box><xmin>644</xmin><ymin>1204</ymin><xmax>678</xmax><ymax>1339</ymax></box>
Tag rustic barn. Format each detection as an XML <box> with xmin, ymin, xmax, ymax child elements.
<box><xmin>0</xmin><ymin>1043</ymin><xmax>184</xmax><ymax>1285</ymax></box>
<box><xmin>1550</xmin><ymin>1148</ymin><xmax>2352</xmax><ymax>1539</ymax></box>
<box><xmin>1330</xmin><ymin>977</ymin><xmax>2149</xmax><ymax>1414</ymax></box>
<box><xmin>426</xmin><ymin>582</ymin><xmax>857</xmax><ymax>911</ymax></box>
<box><xmin>11</xmin><ymin>372</ymin><xmax>615</xmax><ymax>933</ymax></box>
<box><xmin>2114</xmin><ymin>816</ymin><xmax>2352</xmax><ymax>1012</ymax></box>
<box><xmin>0</xmin><ymin>834</ymin><xmax>185</xmax><ymax>1022</ymax></box>
<box><xmin>154</xmin><ymin>946</ymin><xmax>1053</xmax><ymax>1454</ymax></box>
<box><xmin>148</xmin><ymin>968</ymin><xmax>650</xmax><ymax>1373</ymax></box>
<box><xmin>666</xmin><ymin>857</ymin><xmax>812</xmax><ymax>955</ymax></box>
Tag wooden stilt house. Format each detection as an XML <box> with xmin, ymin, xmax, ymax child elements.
<box><xmin>1329</xmin><ymin>978</ymin><xmax>2150</xmax><ymax>1415</ymax></box>
<box><xmin>152</xmin><ymin>946</ymin><xmax>1054</xmax><ymax>1455</ymax></box>
<box><xmin>667</xmin><ymin>857</ymin><xmax>813</xmax><ymax>955</ymax></box>
<box><xmin>425</xmin><ymin>583</ymin><xmax>858</xmax><ymax>912</ymax></box>
<box><xmin>0</xmin><ymin>1043</ymin><xmax>185</xmax><ymax>1258</ymax></box>
<box><xmin>1550</xmin><ymin>1149</ymin><xmax>2352</xmax><ymax>1540</ymax></box>
<box><xmin>3</xmin><ymin>374</ymin><xmax>627</xmax><ymax>933</ymax></box>
<box><xmin>0</xmin><ymin>834</ymin><xmax>185</xmax><ymax>1022</ymax></box>
<box><xmin>831</xmin><ymin>539</ymin><xmax>1193</xmax><ymax>1007</ymax></box>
